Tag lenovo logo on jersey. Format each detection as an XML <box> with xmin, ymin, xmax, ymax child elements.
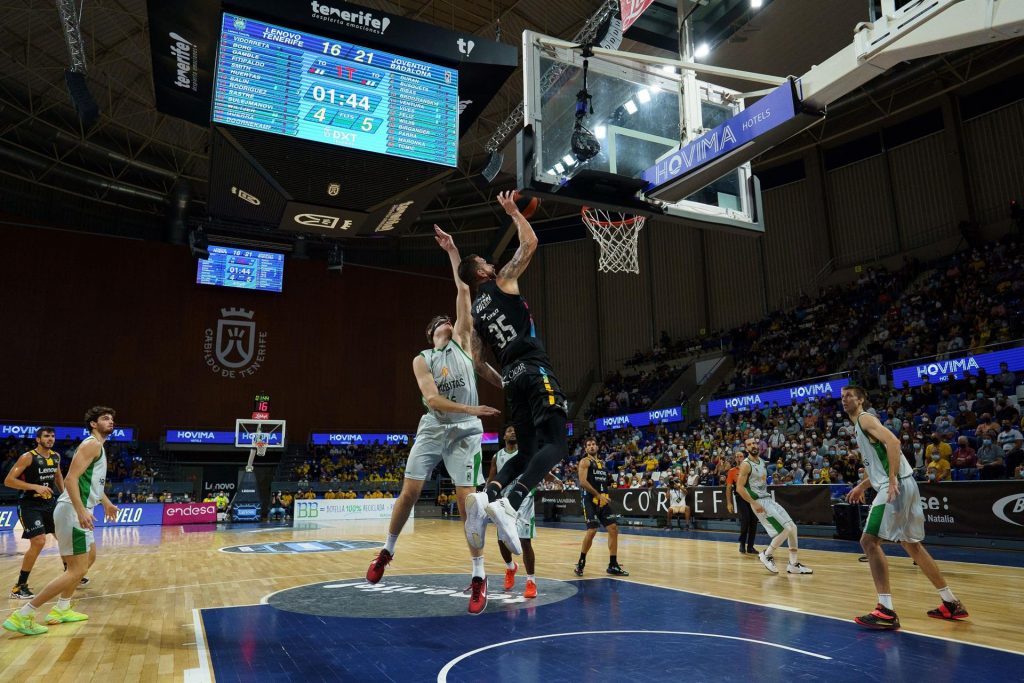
<box><xmin>294</xmin><ymin>213</ymin><xmax>352</xmax><ymax>230</ymax></box>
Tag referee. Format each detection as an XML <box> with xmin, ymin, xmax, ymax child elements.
<box><xmin>4</xmin><ymin>427</ymin><xmax>63</xmax><ymax>599</ymax></box>
<box><xmin>725</xmin><ymin>450</ymin><xmax>757</xmax><ymax>554</ymax></box>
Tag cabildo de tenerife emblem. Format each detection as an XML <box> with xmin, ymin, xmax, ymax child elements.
<box><xmin>204</xmin><ymin>308</ymin><xmax>268</xmax><ymax>379</ymax></box>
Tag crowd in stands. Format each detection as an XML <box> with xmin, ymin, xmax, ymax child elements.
<box><xmin>855</xmin><ymin>239</ymin><xmax>1024</xmax><ymax>372</ymax></box>
<box><xmin>587</xmin><ymin>364</ymin><xmax>682</xmax><ymax>419</ymax></box>
<box><xmin>288</xmin><ymin>443</ymin><xmax>406</xmax><ymax>486</ymax></box>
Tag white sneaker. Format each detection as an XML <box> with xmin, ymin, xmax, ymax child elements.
<box><xmin>787</xmin><ymin>562</ymin><xmax>813</xmax><ymax>574</ymax></box>
<box><xmin>464</xmin><ymin>491</ymin><xmax>490</xmax><ymax>550</ymax></box>
<box><xmin>758</xmin><ymin>550</ymin><xmax>778</xmax><ymax>574</ymax></box>
<box><xmin>486</xmin><ymin>498</ymin><xmax>522</xmax><ymax>555</ymax></box>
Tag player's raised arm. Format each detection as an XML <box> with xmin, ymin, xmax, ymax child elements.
<box><xmin>434</xmin><ymin>225</ymin><xmax>473</xmax><ymax>347</ymax></box>
<box><xmin>495</xmin><ymin>190</ymin><xmax>538</xmax><ymax>296</ymax></box>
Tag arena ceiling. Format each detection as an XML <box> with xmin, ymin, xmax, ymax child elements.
<box><xmin>0</xmin><ymin>0</ymin><xmax>1021</xmax><ymax>257</ymax></box>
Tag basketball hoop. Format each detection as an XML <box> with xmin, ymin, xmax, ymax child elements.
<box><xmin>254</xmin><ymin>440</ymin><xmax>268</xmax><ymax>457</ymax></box>
<box><xmin>581</xmin><ymin>206</ymin><xmax>646</xmax><ymax>274</ymax></box>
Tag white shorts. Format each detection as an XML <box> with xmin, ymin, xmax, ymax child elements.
<box><xmin>864</xmin><ymin>476</ymin><xmax>926</xmax><ymax>543</ymax></box>
<box><xmin>53</xmin><ymin>501</ymin><xmax>93</xmax><ymax>557</ymax></box>
<box><xmin>405</xmin><ymin>415</ymin><xmax>483</xmax><ymax>487</ymax></box>
<box><xmin>754</xmin><ymin>497</ymin><xmax>794</xmax><ymax>538</ymax></box>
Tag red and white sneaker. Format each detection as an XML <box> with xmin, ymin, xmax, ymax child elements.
<box><xmin>365</xmin><ymin>549</ymin><xmax>393</xmax><ymax>584</ymax></box>
<box><xmin>927</xmin><ymin>600</ymin><xmax>968</xmax><ymax>620</ymax></box>
<box><xmin>468</xmin><ymin>576</ymin><xmax>488</xmax><ymax>615</ymax></box>
<box><xmin>523</xmin><ymin>578</ymin><xmax>537</xmax><ymax>599</ymax></box>
<box><xmin>854</xmin><ymin>604</ymin><xmax>900</xmax><ymax>630</ymax></box>
<box><xmin>503</xmin><ymin>562</ymin><xmax>518</xmax><ymax>591</ymax></box>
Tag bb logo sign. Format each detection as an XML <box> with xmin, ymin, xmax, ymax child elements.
<box><xmin>203</xmin><ymin>308</ymin><xmax>268</xmax><ymax>379</ymax></box>
<box><xmin>993</xmin><ymin>493</ymin><xmax>1024</xmax><ymax>527</ymax></box>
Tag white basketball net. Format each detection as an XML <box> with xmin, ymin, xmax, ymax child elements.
<box><xmin>581</xmin><ymin>206</ymin><xmax>646</xmax><ymax>274</ymax></box>
<box><xmin>254</xmin><ymin>432</ymin><xmax>268</xmax><ymax>457</ymax></box>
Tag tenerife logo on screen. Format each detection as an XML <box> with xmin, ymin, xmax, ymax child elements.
<box><xmin>168</xmin><ymin>32</ymin><xmax>198</xmax><ymax>92</ymax></box>
<box><xmin>310</xmin><ymin>2</ymin><xmax>392</xmax><ymax>35</ymax></box>
<box><xmin>203</xmin><ymin>308</ymin><xmax>268</xmax><ymax>380</ymax></box>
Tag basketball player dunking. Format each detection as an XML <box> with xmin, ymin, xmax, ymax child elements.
<box><xmin>365</xmin><ymin>226</ymin><xmax>501</xmax><ymax>615</ymax></box>
<box><xmin>841</xmin><ymin>385</ymin><xmax>968</xmax><ymax>629</ymax></box>
<box><xmin>3</xmin><ymin>406</ymin><xmax>119</xmax><ymax>636</ymax></box>
<box><xmin>456</xmin><ymin>191</ymin><xmax>570</xmax><ymax>556</ymax></box>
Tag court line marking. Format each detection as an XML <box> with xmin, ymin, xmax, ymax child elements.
<box><xmin>631</xmin><ymin>578</ymin><xmax>1024</xmax><ymax>657</ymax></box>
<box><xmin>183</xmin><ymin>608</ymin><xmax>212</xmax><ymax>683</ymax></box>
<box><xmin>437</xmin><ymin>630</ymin><xmax>831</xmax><ymax>681</ymax></box>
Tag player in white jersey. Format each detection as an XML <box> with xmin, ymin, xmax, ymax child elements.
<box><xmin>841</xmin><ymin>386</ymin><xmax>968</xmax><ymax>630</ymax></box>
<box><xmin>488</xmin><ymin>425</ymin><xmax>562</xmax><ymax>599</ymax></box>
<box><xmin>3</xmin><ymin>406</ymin><xmax>119</xmax><ymax>637</ymax></box>
<box><xmin>736</xmin><ymin>436</ymin><xmax>813</xmax><ymax>576</ymax></box>
<box><xmin>366</xmin><ymin>226</ymin><xmax>502</xmax><ymax>616</ymax></box>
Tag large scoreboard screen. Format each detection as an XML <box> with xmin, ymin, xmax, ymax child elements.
<box><xmin>197</xmin><ymin>245</ymin><xmax>284</xmax><ymax>293</ymax></box>
<box><xmin>212</xmin><ymin>12</ymin><xmax>459</xmax><ymax>167</ymax></box>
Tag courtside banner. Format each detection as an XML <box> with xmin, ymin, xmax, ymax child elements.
<box><xmin>595</xmin><ymin>406</ymin><xmax>684</xmax><ymax>432</ymax></box>
<box><xmin>891</xmin><ymin>345</ymin><xmax>1024</xmax><ymax>388</ymax></box>
<box><xmin>162</xmin><ymin>502</ymin><xmax>217</xmax><ymax>525</ymax></box>
<box><xmin>92</xmin><ymin>503</ymin><xmax>164</xmax><ymax>527</ymax></box>
<box><xmin>706</xmin><ymin>377</ymin><xmax>850</xmax><ymax>417</ymax></box>
<box><xmin>539</xmin><ymin>485</ymin><xmax>833</xmax><ymax>523</ymax></box>
<box><xmin>0</xmin><ymin>506</ymin><xmax>18</xmax><ymax>531</ymax></box>
<box><xmin>291</xmin><ymin>498</ymin><xmax>406</xmax><ymax>523</ymax></box>
<box><xmin>919</xmin><ymin>481</ymin><xmax>1024</xmax><ymax>538</ymax></box>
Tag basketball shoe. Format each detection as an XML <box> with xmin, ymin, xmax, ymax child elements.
<box><xmin>758</xmin><ymin>550</ymin><xmax>778</xmax><ymax>574</ymax></box>
<box><xmin>504</xmin><ymin>562</ymin><xmax>518</xmax><ymax>590</ymax></box>
<box><xmin>927</xmin><ymin>600</ymin><xmax>968</xmax><ymax>620</ymax></box>
<box><xmin>10</xmin><ymin>584</ymin><xmax>34</xmax><ymax>599</ymax></box>
<box><xmin>787</xmin><ymin>562</ymin><xmax>813</xmax><ymax>574</ymax></box>
<box><xmin>523</xmin><ymin>579</ymin><xmax>537</xmax><ymax>599</ymax></box>
<box><xmin>485</xmin><ymin>498</ymin><xmax>522</xmax><ymax>555</ymax></box>
<box><xmin>855</xmin><ymin>604</ymin><xmax>900</xmax><ymax>630</ymax></box>
<box><xmin>2</xmin><ymin>611</ymin><xmax>48</xmax><ymax>636</ymax></box>
<box><xmin>464</xmin><ymin>492</ymin><xmax>490</xmax><ymax>550</ymax></box>
<box><xmin>46</xmin><ymin>605</ymin><xmax>88</xmax><ymax>624</ymax></box>
<box><xmin>468</xmin><ymin>576</ymin><xmax>488</xmax><ymax>615</ymax></box>
<box><xmin>365</xmin><ymin>549</ymin><xmax>393</xmax><ymax>584</ymax></box>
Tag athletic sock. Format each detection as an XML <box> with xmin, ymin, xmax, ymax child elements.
<box><xmin>938</xmin><ymin>587</ymin><xmax>956</xmax><ymax>603</ymax></box>
<box><xmin>505</xmin><ymin>561</ymin><xmax>516</xmax><ymax>570</ymax></box>
<box><xmin>878</xmin><ymin>594</ymin><xmax>894</xmax><ymax>610</ymax></box>
<box><xmin>578</xmin><ymin>553</ymin><xmax>587</xmax><ymax>565</ymax></box>
<box><xmin>485</xmin><ymin>482</ymin><xmax>502</xmax><ymax>503</ymax></box>
<box><xmin>471</xmin><ymin>556</ymin><xmax>485</xmax><ymax>580</ymax></box>
<box><xmin>526</xmin><ymin>574</ymin><xmax>535</xmax><ymax>582</ymax></box>
<box><xmin>609</xmin><ymin>555</ymin><xmax>618</xmax><ymax>567</ymax></box>
<box><xmin>505</xmin><ymin>482</ymin><xmax>529</xmax><ymax>511</ymax></box>
<box><xmin>788</xmin><ymin>549</ymin><xmax>799</xmax><ymax>565</ymax></box>
<box><xmin>18</xmin><ymin>570</ymin><xmax>29</xmax><ymax>586</ymax></box>
<box><xmin>383</xmin><ymin>533</ymin><xmax>399</xmax><ymax>555</ymax></box>
<box><xmin>18</xmin><ymin>603</ymin><xmax>37</xmax><ymax>617</ymax></box>
<box><xmin>57</xmin><ymin>597</ymin><xmax>71</xmax><ymax>611</ymax></box>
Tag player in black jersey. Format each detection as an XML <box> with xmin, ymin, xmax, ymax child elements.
<box><xmin>574</xmin><ymin>437</ymin><xmax>628</xmax><ymax>576</ymax></box>
<box><xmin>457</xmin><ymin>191</ymin><xmax>570</xmax><ymax>556</ymax></box>
<box><xmin>3</xmin><ymin>427</ymin><xmax>64</xmax><ymax>599</ymax></box>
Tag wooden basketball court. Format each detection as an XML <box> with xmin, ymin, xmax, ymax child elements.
<box><xmin>2</xmin><ymin>518</ymin><xmax>1022</xmax><ymax>681</ymax></box>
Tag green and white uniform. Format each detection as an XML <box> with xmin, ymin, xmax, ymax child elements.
<box><xmin>406</xmin><ymin>339</ymin><xmax>483</xmax><ymax>487</ymax></box>
<box><xmin>744</xmin><ymin>456</ymin><xmax>793</xmax><ymax>537</ymax></box>
<box><xmin>54</xmin><ymin>436</ymin><xmax>107</xmax><ymax>556</ymax></box>
<box><xmin>855</xmin><ymin>413</ymin><xmax>924</xmax><ymax>542</ymax></box>
<box><xmin>495</xmin><ymin>447</ymin><xmax>534</xmax><ymax>539</ymax></box>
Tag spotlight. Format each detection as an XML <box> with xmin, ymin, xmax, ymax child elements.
<box><xmin>637</xmin><ymin>89</ymin><xmax>651</xmax><ymax>104</ymax></box>
<box><xmin>694</xmin><ymin>43</ymin><xmax>710</xmax><ymax>59</ymax></box>
<box><xmin>623</xmin><ymin>100</ymin><xmax>638</xmax><ymax>115</ymax></box>
<box><xmin>594</xmin><ymin>126</ymin><xmax>607</xmax><ymax>139</ymax></box>
<box><xmin>751</xmin><ymin>0</ymin><xmax>763</xmax><ymax>8</ymax></box>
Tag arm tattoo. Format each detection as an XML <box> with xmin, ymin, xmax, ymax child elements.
<box><xmin>498</xmin><ymin>247</ymin><xmax>527</xmax><ymax>280</ymax></box>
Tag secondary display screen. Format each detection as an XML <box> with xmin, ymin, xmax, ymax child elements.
<box><xmin>196</xmin><ymin>245</ymin><xmax>284</xmax><ymax>293</ymax></box>
<box><xmin>212</xmin><ymin>13</ymin><xmax>459</xmax><ymax>167</ymax></box>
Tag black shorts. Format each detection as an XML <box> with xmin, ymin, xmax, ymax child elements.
<box><xmin>583</xmin><ymin>497</ymin><xmax>620</xmax><ymax>529</ymax></box>
<box><xmin>19</xmin><ymin>502</ymin><xmax>56</xmax><ymax>539</ymax></box>
<box><xmin>503</xmin><ymin>361</ymin><xmax>568</xmax><ymax>429</ymax></box>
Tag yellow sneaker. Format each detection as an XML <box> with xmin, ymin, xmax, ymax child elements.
<box><xmin>3</xmin><ymin>611</ymin><xmax>49</xmax><ymax>635</ymax></box>
<box><xmin>45</xmin><ymin>606</ymin><xmax>89</xmax><ymax>624</ymax></box>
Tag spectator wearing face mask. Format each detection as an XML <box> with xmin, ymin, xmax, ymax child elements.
<box><xmin>995</xmin><ymin>362</ymin><xmax>1017</xmax><ymax>394</ymax></box>
<box><xmin>924</xmin><ymin>433</ymin><xmax>951</xmax><ymax>463</ymax></box>
<box><xmin>927</xmin><ymin>451</ymin><xmax>951</xmax><ymax>481</ymax></box>
<box><xmin>951</xmin><ymin>437</ymin><xmax>978</xmax><ymax>479</ymax></box>
<box><xmin>976</xmin><ymin>437</ymin><xmax>1004</xmax><ymax>480</ymax></box>
<box><xmin>937</xmin><ymin>390</ymin><xmax>959</xmax><ymax>416</ymax></box>
<box><xmin>909</xmin><ymin>435</ymin><xmax>927</xmax><ymax>470</ymax></box>
<box><xmin>997</xmin><ymin>419</ymin><xmax>1023</xmax><ymax>455</ymax></box>
<box><xmin>973</xmin><ymin>391</ymin><xmax>995</xmax><ymax>417</ymax></box>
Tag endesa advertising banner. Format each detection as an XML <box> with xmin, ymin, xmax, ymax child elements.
<box><xmin>162</xmin><ymin>502</ymin><xmax>217</xmax><ymax>525</ymax></box>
